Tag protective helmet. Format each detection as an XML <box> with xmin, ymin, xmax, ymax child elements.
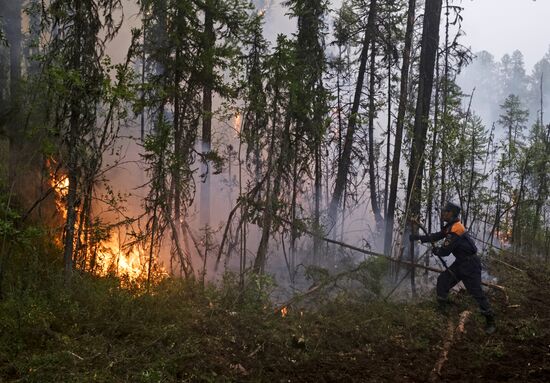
<box><xmin>442</xmin><ymin>201</ymin><xmax>461</xmax><ymax>217</ymax></box>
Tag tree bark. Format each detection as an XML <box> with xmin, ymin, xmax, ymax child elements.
<box><xmin>63</xmin><ymin>0</ymin><xmax>85</xmax><ymax>280</ymax></box>
<box><xmin>439</xmin><ymin>0</ymin><xmax>450</xmax><ymax>225</ymax></box>
<box><xmin>383</xmin><ymin>0</ymin><xmax>416</xmax><ymax>255</ymax></box>
<box><xmin>254</xmin><ymin>113</ymin><xmax>290</xmax><ymax>273</ymax></box>
<box><xmin>406</xmin><ymin>0</ymin><xmax>443</xmax><ymax>293</ymax></box>
<box><xmin>384</xmin><ymin>27</ymin><xmax>393</xmax><ymax>218</ymax></box>
<box><xmin>368</xmin><ymin>40</ymin><xmax>383</xmax><ymax>227</ymax></box>
<box><xmin>254</xmin><ymin>68</ymin><xmax>286</xmax><ymax>273</ymax></box>
<box><xmin>200</xmin><ymin>0</ymin><xmax>215</xmax><ymax>226</ymax></box>
<box><xmin>329</xmin><ymin>0</ymin><xmax>378</xmax><ymax>224</ymax></box>
<box><xmin>464</xmin><ymin>93</ymin><xmax>478</xmax><ymax>227</ymax></box>
<box><xmin>4</xmin><ymin>0</ymin><xmax>22</xmax><ymax>188</ymax></box>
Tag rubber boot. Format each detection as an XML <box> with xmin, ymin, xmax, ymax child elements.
<box><xmin>484</xmin><ymin>314</ymin><xmax>496</xmax><ymax>335</ymax></box>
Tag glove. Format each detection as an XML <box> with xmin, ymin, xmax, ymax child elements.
<box><xmin>431</xmin><ymin>246</ymin><xmax>441</xmax><ymax>255</ymax></box>
<box><xmin>409</xmin><ymin>234</ymin><xmax>421</xmax><ymax>241</ymax></box>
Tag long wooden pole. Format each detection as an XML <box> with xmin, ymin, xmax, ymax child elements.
<box><xmin>280</xmin><ymin>217</ymin><xmax>506</xmax><ymax>292</ymax></box>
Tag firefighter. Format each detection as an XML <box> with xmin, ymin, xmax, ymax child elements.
<box><xmin>410</xmin><ymin>202</ymin><xmax>496</xmax><ymax>334</ymax></box>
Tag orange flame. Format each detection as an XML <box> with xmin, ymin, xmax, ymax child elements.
<box><xmin>94</xmin><ymin>235</ymin><xmax>146</xmax><ymax>280</ymax></box>
<box><xmin>281</xmin><ymin>306</ymin><xmax>288</xmax><ymax>317</ymax></box>
<box><xmin>48</xmin><ymin>158</ymin><xmax>165</xmax><ymax>284</ymax></box>
<box><xmin>50</xmin><ymin>172</ymin><xmax>69</xmax><ymax>220</ymax></box>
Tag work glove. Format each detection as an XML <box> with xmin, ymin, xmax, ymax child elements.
<box><xmin>431</xmin><ymin>246</ymin><xmax>441</xmax><ymax>256</ymax></box>
<box><xmin>409</xmin><ymin>234</ymin><xmax>421</xmax><ymax>241</ymax></box>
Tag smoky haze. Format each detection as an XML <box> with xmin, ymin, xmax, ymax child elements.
<box><xmin>101</xmin><ymin>0</ymin><xmax>550</xmax><ymax>280</ymax></box>
<box><xmin>459</xmin><ymin>0</ymin><xmax>550</xmax><ymax>71</ymax></box>
<box><xmin>12</xmin><ymin>0</ymin><xmax>543</xmax><ymax>289</ymax></box>
<box><xmin>457</xmin><ymin>0</ymin><xmax>550</xmax><ymax>129</ymax></box>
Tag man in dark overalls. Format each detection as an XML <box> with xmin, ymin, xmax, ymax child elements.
<box><xmin>410</xmin><ymin>202</ymin><xmax>496</xmax><ymax>334</ymax></box>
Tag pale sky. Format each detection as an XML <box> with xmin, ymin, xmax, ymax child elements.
<box><xmin>459</xmin><ymin>0</ymin><xmax>550</xmax><ymax>71</ymax></box>
<box><xmin>112</xmin><ymin>0</ymin><xmax>550</xmax><ymax>72</ymax></box>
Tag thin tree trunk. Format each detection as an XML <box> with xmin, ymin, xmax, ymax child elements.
<box><xmin>201</xmin><ymin>0</ymin><xmax>215</xmax><ymax>226</ymax></box>
<box><xmin>533</xmin><ymin>76</ymin><xmax>548</xmax><ymax>246</ymax></box>
<box><xmin>314</xmin><ymin>134</ymin><xmax>322</xmax><ymax>261</ymax></box>
<box><xmin>489</xmin><ymin>173</ymin><xmax>502</xmax><ymax>245</ymax></box>
<box><xmin>463</xmin><ymin>88</ymin><xmax>476</xmax><ymax>226</ymax></box>
<box><xmin>254</xmin><ymin>114</ymin><xmax>289</xmax><ymax>272</ymax></box>
<box><xmin>481</xmin><ymin>123</ymin><xmax>495</xmax><ymax>244</ymax></box>
<box><xmin>384</xmin><ymin>30</ymin><xmax>392</xmax><ymax>218</ymax></box>
<box><xmin>427</xmin><ymin>49</ymin><xmax>441</xmax><ymax>234</ymax></box>
<box><xmin>63</xmin><ymin>1</ymin><xmax>85</xmax><ymax>280</ymax></box>
<box><xmin>329</xmin><ymin>0</ymin><xmax>378</xmax><ymax>224</ymax></box>
<box><xmin>63</xmin><ymin>115</ymin><xmax>79</xmax><ymax>279</ymax></box>
<box><xmin>406</xmin><ymin>0</ymin><xmax>443</xmax><ymax>295</ymax></box>
<box><xmin>368</xmin><ymin>40</ymin><xmax>383</xmax><ymax>228</ymax></box>
<box><xmin>511</xmin><ymin>155</ymin><xmax>529</xmax><ymax>247</ymax></box>
<box><xmin>7</xmin><ymin>0</ymin><xmax>21</xmax><ymax>101</ymax></box>
<box><xmin>290</xmin><ymin>144</ymin><xmax>299</xmax><ymax>273</ymax></box>
<box><xmin>337</xmin><ymin>46</ymin><xmax>343</xmax><ymax>166</ymax></box>
<box><xmin>439</xmin><ymin>0</ymin><xmax>450</xmax><ymax>226</ymax></box>
<box><xmin>254</xmin><ymin>78</ymin><xmax>286</xmax><ymax>273</ymax></box>
<box><xmin>6</xmin><ymin>0</ymin><xmax>22</xmax><ymax>189</ymax></box>
<box><xmin>384</xmin><ymin>0</ymin><xmax>415</xmax><ymax>256</ymax></box>
<box><xmin>147</xmin><ymin>199</ymin><xmax>159</xmax><ymax>290</ymax></box>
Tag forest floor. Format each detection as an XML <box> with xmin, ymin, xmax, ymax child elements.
<box><xmin>1</xmin><ymin>248</ymin><xmax>549</xmax><ymax>382</ymax></box>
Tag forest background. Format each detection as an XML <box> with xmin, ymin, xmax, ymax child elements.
<box><xmin>0</xmin><ymin>0</ymin><xmax>549</xmax><ymax>293</ymax></box>
<box><xmin>1</xmin><ymin>0</ymin><xmax>550</xmax><ymax>381</ymax></box>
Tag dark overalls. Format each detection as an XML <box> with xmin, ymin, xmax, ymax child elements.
<box><xmin>419</xmin><ymin>219</ymin><xmax>493</xmax><ymax>317</ymax></box>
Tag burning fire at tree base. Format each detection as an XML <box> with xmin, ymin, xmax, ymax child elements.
<box><xmin>48</xmin><ymin>158</ymin><xmax>166</xmax><ymax>286</ymax></box>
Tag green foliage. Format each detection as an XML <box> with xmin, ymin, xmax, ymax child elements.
<box><xmin>352</xmin><ymin>257</ymin><xmax>388</xmax><ymax>297</ymax></box>
<box><xmin>0</xmin><ymin>201</ymin><xmax>19</xmax><ymax>238</ymax></box>
<box><xmin>304</xmin><ymin>264</ymin><xmax>331</xmax><ymax>284</ymax></box>
<box><xmin>138</xmin><ymin>0</ymin><xmax>260</xmax><ymax>274</ymax></box>
<box><xmin>1</xmin><ymin>210</ymin><xmax>550</xmax><ymax>382</ymax></box>
<box><xmin>498</xmin><ymin>94</ymin><xmax>529</xmax><ymax>163</ymax></box>
<box><xmin>217</xmin><ymin>271</ymin><xmax>276</xmax><ymax>311</ymax></box>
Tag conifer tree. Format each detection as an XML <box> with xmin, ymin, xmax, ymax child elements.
<box><xmin>285</xmin><ymin>0</ymin><xmax>329</xmax><ymax>261</ymax></box>
<box><xmin>139</xmin><ymin>0</ymin><xmax>257</xmax><ymax>276</ymax></box>
<box><xmin>37</xmin><ymin>0</ymin><xmax>132</xmax><ymax>279</ymax></box>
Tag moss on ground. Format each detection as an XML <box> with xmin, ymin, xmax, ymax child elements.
<box><xmin>1</xmin><ymin>215</ymin><xmax>549</xmax><ymax>382</ymax></box>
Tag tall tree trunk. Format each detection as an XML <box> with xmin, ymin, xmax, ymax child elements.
<box><xmin>511</xmin><ymin>154</ymin><xmax>529</xmax><ymax>247</ymax></box>
<box><xmin>533</xmin><ymin>77</ymin><xmax>549</xmax><ymax>246</ymax></box>
<box><xmin>63</xmin><ymin>109</ymin><xmax>80</xmax><ymax>279</ymax></box>
<box><xmin>462</xmin><ymin>88</ymin><xmax>475</xmax><ymax>226</ymax></box>
<box><xmin>329</xmin><ymin>0</ymin><xmax>378</xmax><ymax>225</ymax></box>
<box><xmin>63</xmin><ymin>1</ymin><xmax>86</xmax><ymax>280</ymax></box>
<box><xmin>290</xmin><ymin>151</ymin><xmax>299</xmax><ymax>280</ymax></box>
<box><xmin>384</xmin><ymin>28</ymin><xmax>392</xmax><ymax>218</ymax></box>
<box><xmin>383</xmin><ymin>0</ymin><xmax>416</xmax><ymax>255</ymax></box>
<box><xmin>368</xmin><ymin>40</ymin><xmax>383</xmax><ymax>228</ymax></box>
<box><xmin>201</xmin><ymin>0</ymin><xmax>215</xmax><ymax>226</ymax></box>
<box><xmin>254</xmin><ymin>114</ymin><xmax>289</xmax><ymax>273</ymax></box>
<box><xmin>8</xmin><ymin>2</ymin><xmax>21</xmax><ymax>98</ymax></box>
<box><xmin>481</xmin><ymin>123</ymin><xmax>495</xmax><ymax>244</ymax></box>
<box><xmin>406</xmin><ymin>0</ymin><xmax>443</xmax><ymax>294</ymax></box>
<box><xmin>489</xmin><ymin>173</ymin><xmax>502</xmax><ymax>245</ymax></box>
<box><xmin>439</xmin><ymin>0</ymin><xmax>450</xmax><ymax>226</ymax></box>
<box><xmin>337</xmin><ymin>46</ymin><xmax>344</xmax><ymax>167</ymax></box>
<box><xmin>4</xmin><ymin>0</ymin><xmax>22</xmax><ymax>187</ymax></box>
<box><xmin>254</xmin><ymin>75</ymin><xmax>285</xmax><ymax>273</ymax></box>
<box><xmin>427</xmin><ymin>50</ymin><xmax>440</xmax><ymax>233</ymax></box>
<box><xmin>313</xmin><ymin>113</ymin><xmax>322</xmax><ymax>262</ymax></box>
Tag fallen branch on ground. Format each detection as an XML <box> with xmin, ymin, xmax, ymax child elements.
<box><xmin>430</xmin><ymin>310</ymin><xmax>472</xmax><ymax>382</ymax></box>
<box><xmin>273</xmin><ymin>262</ymin><xmax>370</xmax><ymax>314</ymax></box>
